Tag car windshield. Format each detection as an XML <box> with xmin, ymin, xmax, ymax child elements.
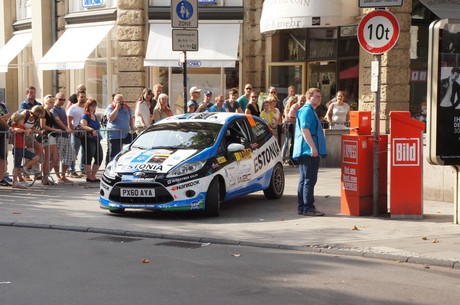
<box><xmin>131</xmin><ymin>122</ymin><xmax>222</xmax><ymax>150</ymax></box>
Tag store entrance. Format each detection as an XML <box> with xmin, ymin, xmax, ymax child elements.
<box><xmin>307</xmin><ymin>61</ymin><xmax>337</xmax><ymax>123</ymax></box>
<box><xmin>307</xmin><ymin>61</ymin><xmax>337</xmax><ymax>105</ymax></box>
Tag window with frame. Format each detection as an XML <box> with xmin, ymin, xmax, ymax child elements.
<box><xmin>16</xmin><ymin>0</ymin><xmax>32</xmax><ymax>20</ymax></box>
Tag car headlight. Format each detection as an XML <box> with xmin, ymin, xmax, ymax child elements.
<box><xmin>166</xmin><ymin>160</ymin><xmax>206</xmax><ymax>178</ymax></box>
<box><xmin>104</xmin><ymin>161</ymin><xmax>117</xmax><ymax>179</ymax></box>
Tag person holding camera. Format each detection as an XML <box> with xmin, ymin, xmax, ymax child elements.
<box><xmin>105</xmin><ymin>94</ymin><xmax>135</xmax><ymax>165</ymax></box>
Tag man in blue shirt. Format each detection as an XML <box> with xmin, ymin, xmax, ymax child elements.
<box><xmin>19</xmin><ymin>86</ymin><xmax>41</xmax><ymax>110</ymax></box>
<box><xmin>293</xmin><ymin>87</ymin><xmax>327</xmax><ymax>216</ymax></box>
<box><xmin>105</xmin><ymin>94</ymin><xmax>135</xmax><ymax>165</ymax></box>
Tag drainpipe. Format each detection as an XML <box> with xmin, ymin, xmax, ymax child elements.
<box><xmin>51</xmin><ymin>0</ymin><xmax>57</xmax><ymax>94</ymax></box>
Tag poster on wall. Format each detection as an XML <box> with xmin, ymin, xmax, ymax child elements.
<box><xmin>431</xmin><ymin>20</ymin><xmax>460</xmax><ymax>165</ymax></box>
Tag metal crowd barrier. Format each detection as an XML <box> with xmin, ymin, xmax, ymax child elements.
<box><xmin>0</xmin><ymin>128</ymin><xmax>137</xmax><ymax>188</ymax></box>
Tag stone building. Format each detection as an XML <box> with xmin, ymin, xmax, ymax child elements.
<box><xmin>0</xmin><ymin>0</ymin><xmax>437</xmax><ymax>123</ymax></box>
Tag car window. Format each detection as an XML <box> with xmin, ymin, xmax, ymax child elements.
<box><xmin>252</xmin><ymin>119</ymin><xmax>269</xmax><ymax>142</ymax></box>
<box><xmin>225</xmin><ymin>120</ymin><xmax>251</xmax><ymax>145</ymax></box>
<box><xmin>132</xmin><ymin>122</ymin><xmax>221</xmax><ymax>150</ymax></box>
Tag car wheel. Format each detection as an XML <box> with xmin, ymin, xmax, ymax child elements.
<box><xmin>263</xmin><ymin>163</ymin><xmax>285</xmax><ymax>199</ymax></box>
<box><xmin>204</xmin><ymin>177</ymin><xmax>220</xmax><ymax>217</ymax></box>
<box><xmin>109</xmin><ymin>208</ymin><xmax>125</xmax><ymax>214</ymax></box>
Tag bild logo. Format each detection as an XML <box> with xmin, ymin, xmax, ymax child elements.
<box><xmin>392</xmin><ymin>138</ymin><xmax>419</xmax><ymax>166</ymax></box>
<box><xmin>342</xmin><ymin>140</ymin><xmax>358</xmax><ymax>164</ymax></box>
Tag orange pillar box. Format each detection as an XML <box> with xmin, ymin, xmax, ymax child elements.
<box><xmin>340</xmin><ymin>134</ymin><xmax>388</xmax><ymax>215</ymax></box>
<box><xmin>389</xmin><ymin>112</ymin><xmax>425</xmax><ymax>219</ymax></box>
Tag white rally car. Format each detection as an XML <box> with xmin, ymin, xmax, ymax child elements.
<box><xmin>100</xmin><ymin>112</ymin><xmax>285</xmax><ymax>216</ymax></box>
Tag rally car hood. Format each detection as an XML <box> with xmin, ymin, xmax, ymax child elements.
<box><xmin>113</xmin><ymin>148</ymin><xmax>199</xmax><ymax>174</ymax></box>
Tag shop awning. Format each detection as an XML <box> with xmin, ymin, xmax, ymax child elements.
<box><xmin>144</xmin><ymin>22</ymin><xmax>240</xmax><ymax>68</ymax></box>
<box><xmin>0</xmin><ymin>32</ymin><xmax>32</xmax><ymax>73</ymax></box>
<box><xmin>260</xmin><ymin>0</ymin><xmax>359</xmax><ymax>33</ymax></box>
<box><xmin>339</xmin><ymin>65</ymin><xmax>359</xmax><ymax>79</ymax></box>
<box><xmin>419</xmin><ymin>0</ymin><xmax>460</xmax><ymax>19</ymax></box>
<box><xmin>38</xmin><ymin>23</ymin><xmax>114</xmax><ymax>70</ymax></box>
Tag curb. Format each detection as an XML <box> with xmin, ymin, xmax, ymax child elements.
<box><xmin>1</xmin><ymin>221</ymin><xmax>459</xmax><ymax>270</ymax></box>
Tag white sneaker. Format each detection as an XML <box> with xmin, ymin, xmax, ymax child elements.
<box><xmin>19</xmin><ymin>181</ymin><xmax>29</xmax><ymax>188</ymax></box>
<box><xmin>12</xmin><ymin>181</ymin><xmax>27</xmax><ymax>189</ymax></box>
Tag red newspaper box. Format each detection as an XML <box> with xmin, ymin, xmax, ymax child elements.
<box><xmin>349</xmin><ymin>111</ymin><xmax>372</xmax><ymax>135</ymax></box>
<box><xmin>341</xmin><ymin>134</ymin><xmax>388</xmax><ymax>216</ymax></box>
<box><xmin>389</xmin><ymin>112</ymin><xmax>425</xmax><ymax>219</ymax></box>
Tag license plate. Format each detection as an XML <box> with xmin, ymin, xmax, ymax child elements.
<box><xmin>120</xmin><ymin>188</ymin><xmax>155</xmax><ymax>197</ymax></box>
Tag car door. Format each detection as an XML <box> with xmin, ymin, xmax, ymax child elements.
<box><xmin>222</xmin><ymin>118</ymin><xmax>254</xmax><ymax>194</ymax></box>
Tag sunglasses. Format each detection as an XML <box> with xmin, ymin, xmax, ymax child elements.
<box><xmin>245</xmin><ymin>87</ymin><xmax>252</xmax><ymax>90</ymax></box>
<box><xmin>59</xmin><ymin>98</ymin><xmax>66</xmax><ymax>101</ymax></box>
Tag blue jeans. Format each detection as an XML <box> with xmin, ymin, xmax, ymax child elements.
<box><xmin>106</xmin><ymin>135</ymin><xmax>134</xmax><ymax>166</ymax></box>
<box><xmin>70</xmin><ymin>134</ymin><xmax>84</xmax><ymax>173</ymax></box>
<box><xmin>297</xmin><ymin>155</ymin><xmax>320</xmax><ymax>213</ymax></box>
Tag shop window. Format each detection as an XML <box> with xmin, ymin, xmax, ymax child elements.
<box><xmin>68</xmin><ymin>28</ymin><xmax>117</xmax><ymax>109</ymax></box>
<box><xmin>280</xmin><ymin>29</ymin><xmax>306</xmax><ymax>61</ymax></box>
<box><xmin>338</xmin><ymin>26</ymin><xmax>359</xmax><ymax>58</ymax></box>
<box><xmin>307</xmin><ymin>28</ymin><xmax>338</xmax><ymax>59</ymax></box>
<box><xmin>16</xmin><ymin>0</ymin><xmax>32</xmax><ymax>20</ymax></box>
<box><xmin>148</xmin><ymin>63</ymin><xmax>239</xmax><ymax>115</ymax></box>
<box><xmin>338</xmin><ymin>59</ymin><xmax>359</xmax><ymax>110</ymax></box>
<box><xmin>267</xmin><ymin>63</ymin><xmax>305</xmax><ymax>102</ymax></box>
<box><xmin>308</xmin><ymin>61</ymin><xmax>336</xmax><ymax>100</ymax></box>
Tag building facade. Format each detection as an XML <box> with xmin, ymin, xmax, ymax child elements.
<box><xmin>0</xmin><ymin>0</ymin><xmax>438</xmax><ymax>126</ymax></box>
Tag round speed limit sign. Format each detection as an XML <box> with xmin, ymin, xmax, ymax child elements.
<box><xmin>357</xmin><ymin>10</ymin><xmax>400</xmax><ymax>54</ymax></box>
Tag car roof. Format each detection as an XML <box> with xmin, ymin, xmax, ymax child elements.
<box><xmin>156</xmin><ymin>112</ymin><xmax>250</xmax><ymax>125</ymax></box>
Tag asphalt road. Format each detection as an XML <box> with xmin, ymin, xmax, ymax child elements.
<box><xmin>1</xmin><ymin>226</ymin><xmax>459</xmax><ymax>305</ymax></box>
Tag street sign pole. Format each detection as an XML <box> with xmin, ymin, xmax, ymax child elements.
<box><xmin>182</xmin><ymin>52</ymin><xmax>187</xmax><ymax>114</ymax></box>
<box><xmin>171</xmin><ymin>0</ymin><xmax>199</xmax><ymax>114</ymax></box>
<box><xmin>357</xmin><ymin>9</ymin><xmax>399</xmax><ymax>217</ymax></box>
<box><xmin>373</xmin><ymin>54</ymin><xmax>381</xmax><ymax>217</ymax></box>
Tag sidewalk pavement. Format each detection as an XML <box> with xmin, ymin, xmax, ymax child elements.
<box><xmin>0</xmin><ymin>166</ymin><xmax>459</xmax><ymax>269</ymax></box>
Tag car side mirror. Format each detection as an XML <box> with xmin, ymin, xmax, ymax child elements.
<box><xmin>227</xmin><ymin>143</ymin><xmax>245</xmax><ymax>152</ymax></box>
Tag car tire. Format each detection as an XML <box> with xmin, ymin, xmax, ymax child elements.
<box><xmin>204</xmin><ymin>177</ymin><xmax>220</xmax><ymax>217</ymax></box>
<box><xmin>109</xmin><ymin>208</ymin><xmax>125</xmax><ymax>214</ymax></box>
<box><xmin>263</xmin><ymin>163</ymin><xmax>285</xmax><ymax>199</ymax></box>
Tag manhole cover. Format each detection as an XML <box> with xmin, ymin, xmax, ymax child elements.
<box><xmin>89</xmin><ymin>235</ymin><xmax>142</xmax><ymax>243</ymax></box>
<box><xmin>156</xmin><ymin>241</ymin><xmax>203</xmax><ymax>249</ymax></box>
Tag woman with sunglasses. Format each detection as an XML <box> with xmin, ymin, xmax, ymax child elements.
<box><xmin>40</xmin><ymin>95</ymin><xmax>63</xmax><ymax>185</ymax></box>
<box><xmin>244</xmin><ymin>91</ymin><xmax>260</xmax><ymax>117</ymax></box>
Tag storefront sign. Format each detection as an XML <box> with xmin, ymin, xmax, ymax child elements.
<box><xmin>260</xmin><ymin>0</ymin><xmax>359</xmax><ymax>33</ymax></box>
<box><xmin>359</xmin><ymin>0</ymin><xmax>403</xmax><ymax>8</ymax></box>
<box><xmin>82</xmin><ymin>0</ymin><xmax>104</xmax><ymax>8</ymax></box>
<box><xmin>177</xmin><ymin>60</ymin><xmax>202</xmax><ymax>67</ymax></box>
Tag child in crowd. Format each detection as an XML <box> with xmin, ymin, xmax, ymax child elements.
<box><xmin>10</xmin><ymin>112</ymin><xmax>40</xmax><ymax>188</ymax></box>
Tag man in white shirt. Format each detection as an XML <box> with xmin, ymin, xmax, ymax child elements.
<box><xmin>66</xmin><ymin>90</ymin><xmax>87</xmax><ymax>178</ymax></box>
